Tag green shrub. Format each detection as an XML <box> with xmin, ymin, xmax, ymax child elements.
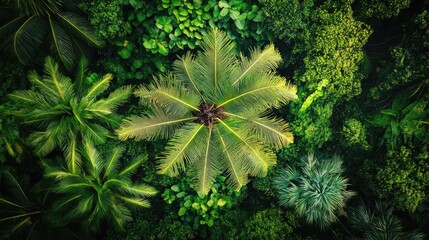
<box><xmin>162</xmin><ymin>175</ymin><xmax>247</xmax><ymax>229</ymax></box>
<box><xmin>341</xmin><ymin>118</ymin><xmax>370</xmax><ymax>150</ymax></box>
<box><xmin>364</xmin><ymin>145</ymin><xmax>429</xmax><ymax>212</ymax></box>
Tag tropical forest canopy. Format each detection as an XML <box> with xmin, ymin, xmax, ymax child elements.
<box><xmin>0</xmin><ymin>0</ymin><xmax>428</xmax><ymax>239</ymax></box>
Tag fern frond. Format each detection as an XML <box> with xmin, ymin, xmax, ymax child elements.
<box><xmin>84</xmin><ymin>74</ymin><xmax>113</xmax><ymax>100</ymax></box>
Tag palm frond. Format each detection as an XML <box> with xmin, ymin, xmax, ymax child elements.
<box><xmin>193</xmin><ymin>127</ymin><xmax>222</xmax><ymax>194</ymax></box>
<box><xmin>118</xmin><ymin>155</ymin><xmax>146</xmax><ymax>177</ymax></box>
<box><xmin>43</xmin><ymin>56</ymin><xmax>74</xmax><ymax>102</ymax></box>
<box><xmin>103</xmin><ymin>147</ymin><xmax>123</xmax><ymax>179</ymax></box>
<box><xmin>194</xmin><ymin>29</ymin><xmax>238</xmax><ymax>99</ymax></box>
<box><xmin>0</xmin><ymin>16</ymin><xmax>25</xmax><ymax>49</ymax></box>
<box><xmin>74</xmin><ymin>56</ymin><xmax>88</xmax><ymax>97</ymax></box>
<box><xmin>217</xmin><ymin>73</ymin><xmax>297</xmax><ymax>114</ymax></box>
<box><xmin>173</xmin><ymin>52</ymin><xmax>207</xmax><ymax>101</ymax></box>
<box><xmin>123</xmin><ymin>184</ymin><xmax>158</xmax><ymax>197</ymax></box>
<box><xmin>117</xmin><ymin>107</ymin><xmax>196</xmax><ymax>141</ymax></box>
<box><xmin>84</xmin><ymin>74</ymin><xmax>113</xmax><ymax>100</ymax></box>
<box><xmin>64</xmin><ymin>136</ymin><xmax>82</xmax><ymax>174</ymax></box>
<box><xmin>227</xmin><ymin>112</ymin><xmax>293</xmax><ymax>149</ymax></box>
<box><xmin>56</xmin><ymin>12</ymin><xmax>104</xmax><ymax>47</ymax></box>
<box><xmin>8</xmin><ymin>90</ymin><xmax>49</xmax><ymax>107</ymax></box>
<box><xmin>89</xmin><ymin>85</ymin><xmax>133</xmax><ymax>115</ymax></box>
<box><xmin>158</xmin><ymin>123</ymin><xmax>206</xmax><ymax>176</ymax></box>
<box><xmin>119</xmin><ymin>196</ymin><xmax>151</xmax><ymax>208</ymax></box>
<box><xmin>134</xmin><ymin>73</ymin><xmax>201</xmax><ymax>117</ymax></box>
<box><xmin>215</xmin><ymin>128</ymin><xmax>249</xmax><ymax>191</ymax></box>
<box><xmin>232</xmin><ymin>44</ymin><xmax>282</xmax><ymax>85</ymax></box>
<box><xmin>13</xmin><ymin>16</ymin><xmax>49</xmax><ymax>64</ymax></box>
<box><xmin>48</xmin><ymin>16</ymin><xmax>75</xmax><ymax>70</ymax></box>
<box><xmin>218</xmin><ymin>118</ymin><xmax>276</xmax><ymax>177</ymax></box>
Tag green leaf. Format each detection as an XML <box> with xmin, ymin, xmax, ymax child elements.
<box><xmin>171</xmin><ymin>184</ymin><xmax>181</xmax><ymax>192</ymax></box>
<box><xmin>218</xmin><ymin>1</ymin><xmax>230</xmax><ymax>8</ymax></box>
<box><xmin>164</xmin><ymin>24</ymin><xmax>173</xmax><ymax>33</ymax></box>
<box><xmin>192</xmin><ymin>202</ymin><xmax>200</xmax><ymax>209</ymax></box>
<box><xmin>179</xmin><ymin>7</ymin><xmax>189</xmax><ymax>16</ymax></box>
<box><xmin>217</xmin><ymin>198</ymin><xmax>226</xmax><ymax>207</ymax></box>
<box><xmin>137</xmin><ymin>12</ymin><xmax>145</xmax><ymax>22</ymax></box>
<box><xmin>220</xmin><ymin>8</ymin><xmax>229</xmax><ymax>17</ymax></box>
<box><xmin>178</xmin><ymin>207</ymin><xmax>187</xmax><ymax>216</ymax></box>
<box><xmin>172</xmin><ymin>0</ymin><xmax>181</xmax><ymax>6</ymax></box>
<box><xmin>118</xmin><ymin>48</ymin><xmax>131</xmax><ymax>59</ymax></box>
<box><xmin>184</xmin><ymin>200</ymin><xmax>192</xmax><ymax>207</ymax></box>
<box><xmin>157</xmin><ymin>43</ymin><xmax>169</xmax><ymax>56</ymax></box>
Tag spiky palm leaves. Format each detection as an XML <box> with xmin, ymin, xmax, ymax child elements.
<box><xmin>349</xmin><ymin>202</ymin><xmax>425</xmax><ymax>240</ymax></box>
<box><xmin>0</xmin><ymin>171</ymin><xmax>49</xmax><ymax>240</ymax></box>
<box><xmin>43</xmin><ymin>140</ymin><xmax>157</xmax><ymax>232</ymax></box>
<box><xmin>9</xmin><ymin>56</ymin><xmax>131</xmax><ymax>173</ymax></box>
<box><xmin>0</xmin><ymin>0</ymin><xmax>104</xmax><ymax>70</ymax></box>
<box><xmin>274</xmin><ymin>153</ymin><xmax>354</xmax><ymax>229</ymax></box>
<box><xmin>117</xmin><ymin>29</ymin><xmax>297</xmax><ymax>194</ymax></box>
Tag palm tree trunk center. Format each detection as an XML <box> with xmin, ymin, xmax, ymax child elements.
<box><xmin>193</xmin><ymin>103</ymin><xmax>227</xmax><ymax>126</ymax></box>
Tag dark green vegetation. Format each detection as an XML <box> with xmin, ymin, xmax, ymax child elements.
<box><xmin>0</xmin><ymin>0</ymin><xmax>428</xmax><ymax>239</ymax></box>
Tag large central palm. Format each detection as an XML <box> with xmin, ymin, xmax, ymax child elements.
<box><xmin>117</xmin><ymin>30</ymin><xmax>297</xmax><ymax>194</ymax></box>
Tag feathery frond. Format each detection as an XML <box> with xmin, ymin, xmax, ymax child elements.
<box><xmin>45</xmin><ymin>140</ymin><xmax>157</xmax><ymax>232</ymax></box>
<box><xmin>119</xmin><ymin>30</ymin><xmax>296</xmax><ymax>194</ymax></box>
<box><xmin>10</xmin><ymin>57</ymin><xmax>130</xmax><ymax>169</ymax></box>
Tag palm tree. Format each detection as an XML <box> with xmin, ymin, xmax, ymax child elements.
<box><xmin>117</xmin><ymin>29</ymin><xmax>297</xmax><ymax>194</ymax></box>
<box><xmin>43</xmin><ymin>140</ymin><xmax>158</xmax><ymax>233</ymax></box>
<box><xmin>9</xmin><ymin>56</ymin><xmax>131</xmax><ymax>173</ymax></box>
<box><xmin>349</xmin><ymin>202</ymin><xmax>425</xmax><ymax>240</ymax></box>
<box><xmin>273</xmin><ymin>153</ymin><xmax>355</xmax><ymax>229</ymax></box>
<box><xmin>0</xmin><ymin>103</ymin><xmax>23</xmax><ymax>164</ymax></box>
<box><xmin>0</xmin><ymin>171</ymin><xmax>52</xmax><ymax>240</ymax></box>
<box><xmin>0</xmin><ymin>0</ymin><xmax>104</xmax><ymax>70</ymax></box>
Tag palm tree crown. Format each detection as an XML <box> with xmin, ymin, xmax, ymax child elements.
<box><xmin>43</xmin><ymin>140</ymin><xmax>157</xmax><ymax>232</ymax></box>
<box><xmin>0</xmin><ymin>0</ymin><xmax>104</xmax><ymax>70</ymax></box>
<box><xmin>274</xmin><ymin>153</ymin><xmax>355</xmax><ymax>229</ymax></box>
<box><xmin>117</xmin><ymin>29</ymin><xmax>297</xmax><ymax>194</ymax></box>
<box><xmin>349</xmin><ymin>202</ymin><xmax>425</xmax><ymax>240</ymax></box>
<box><xmin>9</xmin><ymin>56</ymin><xmax>131</xmax><ymax>173</ymax></box>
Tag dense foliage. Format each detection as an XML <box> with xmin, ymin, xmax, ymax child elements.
<box><xmin>1</xmin><ymin>0</ymin><xmax>428</xmax><ymax>239</ymax></box>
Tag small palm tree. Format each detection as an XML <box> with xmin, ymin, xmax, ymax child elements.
<box><xmin>274</xmin><ymin>153</ymin><xmax>355</xmax><ymax>229</ymax></box>
<box><xmin>43</xmin><ymin>140</ymin><xmax>157</xmax><ymax>232</ymax></box>
<box><xmin>0</xmin><ymin>171</ymin><xmax>50</xmax><ymax>239</ymax></box>
<box><xmin>0</xmin><ymin>0</ymin><xmax>104</xmax><ymax>70</ymax></box>
<box><xmin>9</xmin><ymin>56</ymin><xmax>131</xmax><ymax>173</ymax></box>
<box><xmin>349</xmin><ymin>202</ymin><xmax>425</xmax><ymax>240</ymax></box>
<box><xmin>117</xmin><ymin>29</ymin><xmax>297</xmax><ymax>194</ymax></box>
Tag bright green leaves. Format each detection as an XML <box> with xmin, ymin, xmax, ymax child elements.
<box><xmin>44</xmin><ymin>142</ymin><xmax>157</xmax><ymax>231</ymax></box>
<box><xmin>10</xmin><ymin>57</ymin><xmax>131</xmax><ymax>161</ymax></box>
<box><xmin>370</xmin><ymin>94</ymin><xmax>429</xmax><ymax>149</ymax></box>
<box><xmin>118</xmin><ymin>30</ymin><xmax>296</xmax><ymax>194</ymax></box>
<box><xmin>161</xmin><ymin>176</ymin><xmax>246</xmax><ymax>229</ymax></box>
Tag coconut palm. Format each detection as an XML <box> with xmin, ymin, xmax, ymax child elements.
<box><xmin>0</xmin><ymin>0</ymin><xmax>104</xmax><ymax>70</ymax></box>
<box><xmin>274</xmin><ymin>153</ymin><xmax>355</xmax><ymax>229</ymax></box>
<box><xmin>349</xmin><ymin>201</ymin><xmax>425</xmax><ymax>240</ymax></box>
<box><xmin>43</xmin><ymin>139</ymin><xmax>158</xmax><ymax>232</ymax></box>
<box><xmin>117</xmin><ymin>29</ymin><xmax>297</xmax><ymax>194</ymax></box>
<box><xmin>9</xmin><ymin>56</ymin><xmax>131</xmax><ymax>173</ymax></box>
